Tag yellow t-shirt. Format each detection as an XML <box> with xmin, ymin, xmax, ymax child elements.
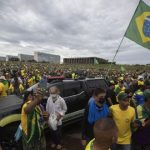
<box><xmin>138</xmin><ymin>81</ymin><xmax>144</xmax><ymax>86</ymax></box>
<box><xmin>37</xmin><ymin>74</ymin><xmax>41</xmax><ymax>81</ymax></box>
<box><xmin>3</xmin><ymin>81</ymin><xmax>9</xmax><ymax>92</ymax></box>
<box><xmin>110</xmin><ymin>104</ymin><xmax>135</xmax><ymax>144</ymax></box>
<box><xmin>85</xmin><ymin>139</ymin><xmax>110</xmax><ymax>150</ymax></box>
<box><xmin>21</xmin><ymin>101</ymin><xmax>31</xmax><ymax>135</ymax></box>
<box><xmin>115</xmin><ymin>85</ymin><xmax>125</xmax><ymax>96</ymax></box>
<box><xmin>28</xmin><ymin>78</ymin><xmax>34</xmax><ymax>87</ymax></box>
<box><xmin>32</xmin><ymin>76</ymin><xmax>36</xmax><ymax>84</ymax></box>
<box><xmin>9</xmin><ymin>84</ymin><xmax>24</xmax><ymax>93</ymax></box>
<box><xmin>9</xmin><ymin>84</ymin><xmax>14</xmax><ymax>93</ymax></box>
<box><xmin>21</xmin><ymin>70</ymin><xmax>25</xmax><ymax>77</ymax></box>
<box><xmin>0</xmin><ymin>82</ymin><xmax>7</xmax><ymax>97</ymax></box>
<box><xmin>19</xmin><ymin>84</ymin><xmax>24</xmax><ymax>93</ymax></box>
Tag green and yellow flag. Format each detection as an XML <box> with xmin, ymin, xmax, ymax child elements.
<box><xmin>121</xmin><ymin>66</ymin><xmax>126</xmax><ymax>72</ymax></box>
<box><xmin>125</xmin><ymin>1</ymin><xmax>150</xmax><ymax>49</ymax></box>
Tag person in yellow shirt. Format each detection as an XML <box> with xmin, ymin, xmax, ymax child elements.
<box><xmin>28</xmin><ymin>76</ymin><xmax>34</xmax><ymax>87</ymax></box>
<box><xmin>9</xmin><ymin>83</ymin><xmax>24</xmax><ymax>94</ymax></box>
<box><xmin>114</xmin><ymin>81</ymin><xmax>126</xmax><ymax>96</ymax></box>
<box><xmin>21</xmin><ymin>89</ymin><xmax>46</xmax><ymax>150</ymax></box>
<box><xmin>0</xmin><ymin>76</ymin><xmax>7</xmax><ymax>97</ymax></box>
<box><xmin>21</xmin><ymin>69</ymin><xmax>25</xmax><ymax>78</ymax></box>
<box><xmin>110</xmin><ymin>92</ymin><xmax>135</xmax><ymax>150</ymax></box>
<box><xmin>137</xmin><ymin>76</ymin><xmax>144</xmax><ymax>86</ymax></box>
<box><xmin>85</xmin><ymin>118</ymin><xmax>118</xmax><ymax>150</ymax></box>
<box><xmin>72</xmin><ymin>72</ymin><xmax>76</xmax><ymax>80</ymax></box>
<box><xmin>1</xmin><ymin>74</ymin><xmax>10</xmax><ymax>93</ymax></box>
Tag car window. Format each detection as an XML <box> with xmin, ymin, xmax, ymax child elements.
<box><xmin>63</xmin><ymin>81</ymin><xmax>83</xmax><ymax>97</ymax></box>
<box><xmin>95</xmin><ymin>79</ymin><xmax>108</xmax><ymax>90</ymax></box>
<box><xmin>86</xmin><ymin>79</ymin><xmax>108</xmax><ymax>90</ymax></box>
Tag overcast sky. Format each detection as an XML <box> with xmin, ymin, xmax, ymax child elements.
<box><xmin>0</xmin><ymin>0</ymin><xmax>150</xmax><ymax>64</ymax></box>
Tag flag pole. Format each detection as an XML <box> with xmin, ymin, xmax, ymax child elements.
<box><xmin>107</xmin><ymin>36</ymin><xmax>125</xmax><ymax>76</ymax></box>
<box><xmin>106</xmin><ymin>0</ymin><xmax>142</xmax><ymax>77</ymax></box>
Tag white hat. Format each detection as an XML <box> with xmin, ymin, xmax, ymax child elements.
<box><xmin>138</xmin><ymin>75</ymin><xmax>144</xmax><ymax>80</ymax></box>
<box><xmin>0</xmin><ymin>76</ymin><xmax>6</xmax><ymax>80</ymax></box>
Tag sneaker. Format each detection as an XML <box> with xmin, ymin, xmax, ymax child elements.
<box><xmin>51</xmin><ymin>144</ymin><xmax>56</xmax><ymax>148</ymax></box>
<box><xmin>56</xmin><ymin>145</ymin><xmax>62</xmax><ymax>150</ymax></box>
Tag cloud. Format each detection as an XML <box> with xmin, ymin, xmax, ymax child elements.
<box><xmin>0</xmin><ymin>0</ymin><xmax>150</xmax><ymax>64</ymax></box>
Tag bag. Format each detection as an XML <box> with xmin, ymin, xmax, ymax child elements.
<box><xmin>48</xmin><ymin>114</ymin><xmax>58</xmax><ymax>131</ymax></box>
<box><xmin>14</xmin><ymin>124</ymin><xmax>22</xmax><ymax>142</ymax></box>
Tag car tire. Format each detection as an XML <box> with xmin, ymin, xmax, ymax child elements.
<box><xmin>0</xmin><ymin>122</ymin><xmax>22</xmax><ymax>150</ymax></box>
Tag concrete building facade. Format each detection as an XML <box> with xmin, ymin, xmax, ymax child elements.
<box><xmin>18</xmin><ymin>54</ymin><xmax>34</xmax><ymax>61</ymax></box>
<box><xmin>0</xmin><ymin>56</ymin><xmax>6</xmax><ymax>61</ymax></box>
<box><xmin>34</xmin><ymin>52</ymin><xmax>60</xmax><ymax>63</ymax></box>
<box><xmin>63</xmin><ymin>57</ymin><xmax>109</xmax><ymax>64</ymax></box>
<box><xmin>6</xmin><ymin>55</ymin><xmax>19</xmax><ymax>61</ymax></box>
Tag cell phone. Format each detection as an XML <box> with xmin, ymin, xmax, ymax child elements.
<box><xmin>38</xmin><ymin>78</ymin><xmax>47</xmax><ymax>95</ymax></box>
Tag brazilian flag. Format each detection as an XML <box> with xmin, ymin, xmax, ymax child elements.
<box><xmin>125</xmin><ymin>1</ymin><xmax>150</xmax><ymax>49</ymax></box>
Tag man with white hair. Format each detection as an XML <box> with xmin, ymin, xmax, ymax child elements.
<box><xmin>46</xmin><ymin>86</ymin><xmax>67</xmax><ymax>150</ymax></box>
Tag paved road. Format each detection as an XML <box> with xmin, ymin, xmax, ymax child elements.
<box><xmin>46</xmin><ymin>122</ymin><xmax>84</xmax><ymax>150</ymax></box>
<box><xmin>1</xmin><ymin>122</ymin><xmax>84</xmax><ymax>150</ymax></box>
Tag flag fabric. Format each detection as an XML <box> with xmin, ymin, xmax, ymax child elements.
<box><xmin>125</xmin><ymin>1</ymin><xmax>150</xmax><ymax>49</ymax></box>
<box><xmin>121</xmin><ymin>66</ymin><xmax>126</xmax><ymax>72</ymax></box>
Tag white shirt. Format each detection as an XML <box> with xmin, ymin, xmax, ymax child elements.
<box><xmin>46</xmin><ymin>95</ymin><xmax>67</xmax><ymax>125</ymax></box>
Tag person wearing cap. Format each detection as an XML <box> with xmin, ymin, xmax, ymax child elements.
<box><xmin>0</xmin><ymin>76</ymin><xmax>7</xmax><ymax>97</ymax></box>
<box><xmin>114</xmin><ymin>80</ymin><xmax>126</xmax><ymax>96</ymax></box>
<box><xmin>132</xmin><ymin>82</ymin><xmax>145</xmax><ymax>107</ymax></box>
<box><xmin>110</xmin><ymin>92</ymin><xmax>135</xmax><ymax>150</ymax></box>
<box><xmin>106</xmin><ymin>81</ymin><xmax>117</xmax><ymax>107</ymax></box>
<box><xmin>132</xmin><ymin>89</ymin><xmax>150</xmax><ymax>150</ymax></box>
<box><xmin>138</xmin><ymin>76</ymin><xmax>144</xmax><ymax>85</ymax></box>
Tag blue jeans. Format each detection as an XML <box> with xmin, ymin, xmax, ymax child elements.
<box><xmin>111</xmin><ymin>144</ymin><xmax>131</xmax><ymax>150</ymax></box>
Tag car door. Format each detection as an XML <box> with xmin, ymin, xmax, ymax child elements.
<box><xmin>95</xmin><ymin>79</ymin><xmax>109</xmax><ymax>90</ymax></box>
<box><xmin>63</xmin><ymin>81</ymin><xmax>86</xmax><ymax>114</ymax></box>
<box><xmin>85</xmin><ymin>79</ymin><xmax>109</xmax><ymax>97</ymax></box>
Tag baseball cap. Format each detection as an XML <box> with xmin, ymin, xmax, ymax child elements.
<box><xmin>138</xmin><ymin>81</ymin><xmax>144</xmax><ymax>86</ymax></box>
<box><xmin>0</xmin><ymin>76</ymin><xmax>6</xmax><ymax>80</ymax></box>
<box><xmin>138</xmin><ymin>76</ymin><xmax>144</xmax><ymax>80</ymax></box>
<box><xmin>118</xmin><ymin>92</ymin><xmax>128</xmax><ymax>101</ymax></box>
<box><xmin>109</xmin><ymin>80</ymin><xmax>115</xmax><ymax>86</ymax></box>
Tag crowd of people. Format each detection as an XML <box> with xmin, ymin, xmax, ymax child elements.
<box><xmin>82</xmin><ymin>72</ymin><xmax>150</xmax><ymax>150</ymax></box>
<box><xmin>0</xmin><ymin>61</ymin><xmax>150</xmax><ymax>150</ymax></box>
